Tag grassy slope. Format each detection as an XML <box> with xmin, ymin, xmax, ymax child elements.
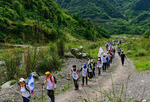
<box><xmin>0</xmin><ymin>0</ymin><xmax>109</xmax><ymax>43</ymax></box>
<box><xmin>119</xmin><ymin>38</ymin><xmax>150</xmax><ymax>71</ymax></box>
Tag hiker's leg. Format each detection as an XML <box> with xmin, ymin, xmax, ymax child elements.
<box><xmin>82</xmin><ymin>76</ymin><xmax>84</xmax><ymax>85</ymax></box>
<box><xmin>75</xmin><ymin>79</ymin><xmax>78</xmax><ymax>89</ymax></box>
<box><xmin>98</xmin><ymin>68</ymin><xmax>100</xmax><ymax>75</ymax></box>
<box><xmin>73</xmin><ymin>79</ymin><xmax>76</xmax><ymax>88</ymax></box>
<box><xmin>47</xmin><ymin>90</ymin><xmax>54</xmax><ymax>101</ymax></box>
<box><xmin>51</xmin><ymin>90</ymin><xmax>55</xmax><ymax>102</ymax></box>
<box><xmin>93</xmin><ymin>68</ymin><xmax>95</xmax><ymax>76</ymax></box>
<box><xmin>86</xmin><ymin>77</ymin><xmax>88</xmax><ymax>84</ymax></box>
<box><xmin>102</xmin><ymin>64</ymin><xmax>104</xmax><ymax>71</ymax></box>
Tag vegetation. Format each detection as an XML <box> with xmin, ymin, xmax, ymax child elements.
<box><xmin>0</xmin><ymin>0</ymin><xmax>109</xmax><ymax>43</ymax></box>
<box><xmin>54</xmin><ymin>0</ymin><xmax>150</xmax><ymax>35</ymax></box>
<box><xmin>119</xmin><ymin>38</ymin><xmax>150</xmax><ymax>71</ymax></box>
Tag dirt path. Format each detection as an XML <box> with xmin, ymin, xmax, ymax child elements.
<box><xmin>53</xmin><ymin>52</ymin><xmax>135</xmax><ymax>102</ymax></box>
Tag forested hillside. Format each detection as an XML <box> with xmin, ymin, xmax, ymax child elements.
<box><xmin>55</xmin><ymin>0</ymin><xmax>124</xmax><ymax>20</ymax></box>
<box><xmin>0</xmin><ymin>0</ymin><xmax>109</xmax><ymax>43</ymax></box>
<box><xmin>55</xmin><ymin>0</ymin><xmax>150</xmax><ymax>35</ymax></box>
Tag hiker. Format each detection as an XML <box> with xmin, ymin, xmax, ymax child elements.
<box><xmin>120</xmin><ymin>52</ymin><xmax>126</xmax><ymax>66</ymax></box>
<box><xmin>69</xmin><ymin>65</ymin><xmax>79</xmax><ymax>90</ymax></box>
<box><xmin>106</xmin><ymin>43</ymin><xmax>109</xmax><ymax>51</ymax></box>
<box><xmin>19</xmin><ymin>78</ymin><xmax>31</xmax><ymax>102</ymax></box>
<box><xmin>112</xmin><ymin>47</ymin><xmax>116</xmax><ymax>56</ymax></box>
<box><xmin>106</xmin><ymin>52</ymin><xmax>110</xmax><ymax>69</ymax></box>
<box><xmin>88</xmin><ymin>59</ymin><xmax>93</xmax><ymax>80</ymax></box>
<box><xmin>96</xmin><ymin>57</ymin><xmax>103</xmax><ymax>76</ymax></box>
<box><xmin>80</xmin><ymin>63</ymin><xmax>89</xmax><ymax>86</ymax></box>
<box><xmin>108</xmin><ymin>51</ymin><xmax>113</xmax><ymax>64</ymax></box>
<box><xmin>117</xmin><ymin>40</ymin><xmax>120</xmax><ymax>46</ymax></box>
<box><xmin>93</xmin><ymin>61</ymin><xmax>96</xmax><ymax>77</ymax></box>
<box><xmin>41</xmin><ymin>71</ymin><xmax>56</xmax><ymax>102</ymax></box>
<box><xmin>102</xmin><ymin>53</ymin><xmax>108</xmax><ymax>72</ymax></box>
<box><xmin>118</xmin><ymin>47</ymin><xmax>121</xmax><ymax>56</ymax></box>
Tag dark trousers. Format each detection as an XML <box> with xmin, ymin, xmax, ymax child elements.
<box><xmin>92</xmin><ymin>68</ymin><xmax>95</xmax><ymax>76</ymax></box>
<box><xmin>98</xmin><ymin>67</ymin><xmax>101</xmax><ymax>76</ymax></box>
<box><xmin>73</xmin><ymin>79</ymin><xmax>78</xmax><ymax>89</ymax></box>
<box><xmin>22</xmin><ymin>96</ymin><xmax>31</xmax><ymax>102</ymax></box>
<box><xmin>88</xmin><ymin>72</ymin><xmax>92</xmax><ymax>79</ymax></box>
<box><xmin>103</xmin><ymin>63</ymin><xmax>107</xmax><ymax>71</ymax></box>
<box><xmin>47</xmin><ymin>90</ymin><xmax>55</xmax><ymax>102</ymax></box>
<box><xmin>82</xmin><ymin>76</ymin><xmax>88</xmax><ymax>85</ymax></box>
<box><xmin>121</xmin><ymin>58</ymin><xmax>125</xmax><ymax>65</ymax></box>
<box><xmin>118</xmin><ymin>52</ymin><xmax>121</xmax><ymax>56</ymax></box>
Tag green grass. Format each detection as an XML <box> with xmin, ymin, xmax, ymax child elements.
<box><xmin>119</xmin><ymin>38</ymin><xmax>150</xmax><ymax>71</ymax></box>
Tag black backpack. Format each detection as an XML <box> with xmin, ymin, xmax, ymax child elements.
<box><xmin>50</xmin><ymin>76</ymin><xmax>57</xmax><ymax>84</ymax></box>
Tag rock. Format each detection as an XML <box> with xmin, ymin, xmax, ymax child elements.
<box><xmin>78</xmin><ymin>46</ymin><xmax>83</xmax><ymax>52</ymax></box>
<box><xmin>1</xmin><ymin>81</ymin><xmax>11</xmax><ymax>88</ymax></box>
<box><xmin>71</xmin><ymin>48</ymin><xmax>79</xmax><ymax>56</ymax></box>
<box><xmin>76</xmin><ymin>52</ymin><xmax>83</xmax><ymax>59</ymax></box>
<box><xmin>0</xmin><ymin>61</ymin><xmax>5</xmax><ymax>66</ymax></box>
<box><xmin>64</xmin><ymin>52</ymin><xmax>75</xmax><ymax>58</ymax></box>
<box><xmin>31</xmin><ymin>72</ymin><xmax>39</xmax><ymax>79</ymax></box>
<box><xmin>82</xmin><ymin>53</ymin><xmax>88</xmax><ymax>58</ymax></box>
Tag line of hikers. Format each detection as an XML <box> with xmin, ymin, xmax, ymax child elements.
<box><xmin>19</xmin><ymin>42</ymin><xmax>127</xmax><ymax>102</ymax></box>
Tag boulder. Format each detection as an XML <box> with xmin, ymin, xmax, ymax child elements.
<box><xmin>31</xmin><ymin>72</ymin><xmax>39</xmax><ymax>79</ymax></box>
<box><xmin>82</xmin><ymin>53</ymin><xmax>88</xmax><ymax>58</ymax></box>
<box><xmin>76</xmin><ymin>52</ymin><xmax>83</xmax><ymax>59</ymax></box>
<box><xmin>1</xmin><ymin>81</ymin><xmax>11</xmax><ymax>88</ymax></box>
<box><xmin>64</xmin><ymin>52</ymin><xmax>75</xmax><ymax>58</ymax></box>
<box><xmin>0</xmin><ymin>61</ymin><xmax>5</xmax><ymax>66</ymax></box>
<box><xmin>78</xmin><ymin>46</ymin><xmax>83</xmax><ymax>52</ymax></box>
<box><xmin>71</xmin><ymin>48</ymin><xmax>79</xmax><ymax>56</ymax></box>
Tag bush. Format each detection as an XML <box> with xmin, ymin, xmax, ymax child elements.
<box><xmin>57</xmin><ymin>38</ymin><xmax>65</xmax><ymax>58</ymax></box>
<box><xmin>137</xmin><ymin>49</ymin><xmax>147</xmax><ymax>56</ymax></box>
<box><xmin>143</xmin><ymin>29</ymin><xmax>150</xmax><ymax>38</ymax></box>
<box><xmin>37</xmin><ymin>43</ymin><xmax>63</xmax><ymax>73</ymax></box>
<box><xmin>15</xmin><ymin>38</ymin><xmax>24</xmax><ymax>44</ymax></box>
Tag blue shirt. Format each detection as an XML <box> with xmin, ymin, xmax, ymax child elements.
<box><xmin>118</xmin><ymin>48</ymin><xmax>121</xmax><ymax>52</ymax></box>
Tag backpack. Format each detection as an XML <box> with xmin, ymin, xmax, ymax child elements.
<box><xmin>50</xmin><ymin>76</ymin><xmax>57</xmax><ymax>84</ymax></box>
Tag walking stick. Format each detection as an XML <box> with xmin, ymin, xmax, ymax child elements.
<box><xmin>42</xmin><ymin>85</ymin><xmax>43</xmax><ymax>102</ymax></box>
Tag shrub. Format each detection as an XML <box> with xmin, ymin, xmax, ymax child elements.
<box><xmin>137</xmin><ymin>49</ymin><xmax>147</xmax><ymax>56</ymax></box>
<box><xmin>143</xmin><ymin>29</ymin><xmax>150</xmax><ymax>38</ymax></box>
<box><xmin>57</xmin><ymin>38</ymin><xmax>65</xmax><ymax>58</ymax></box>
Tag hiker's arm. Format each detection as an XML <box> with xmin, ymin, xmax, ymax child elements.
<box><xmin>41</xmin><ymin>80</ymin><xmax>46</xmax><ymax>85</ymax></box>
<box><xmin>52</xmin><ymin>78</ymin><xmax>55</xmax><ymax>91</ymax></box>
<box><xmin>80</xmin><ymin>67</ymin><xmax>82</xmax><ymax>72</ymax></box>
<box><xmin>69</xmin><ymin>71</ymin><xmax>73</xmax><ymax>76</ymax></box>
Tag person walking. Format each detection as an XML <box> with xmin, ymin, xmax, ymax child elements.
<box><xmin>118</xmin><ymin>47</ymin><xmax>121</xmax><ymax>56</ymax></box>
<box><xmin>80</xmin><ymin>63</ymin><xmax>89</xmax><ymax>86</ymax></box>
<box><xmin>120</xmin><ymin>52</ymin><xmax>126</xmax><ymax>66</ymax></box>
<box><xmin>69</xmin><ymin>65</ymin><xmax>79</xmax><ymax>90</ymax></box>
<box><xmin>102</xmin><ymin>53</ymin><xmax>108</xmax><ymax>72</ymax></box>
<box><xmin>88</xmin><ymin>60</ymin><xmax>93</xmax><ymax>80</ymax></box>
<box><xmin>96</xmin><ymin>57</ymin><xmax>103</xmax><ymax>76</ymax></box>
<box><xmin>41</xmin><ymin>71</ymin><xmax>56</xmax><ymax>102</ymax></box>
<box><xmin>19</xmin><ymin>78</ymin><xmax>31</xmax><ymax>102</ymax></box>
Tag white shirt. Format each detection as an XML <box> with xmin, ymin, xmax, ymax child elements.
<box><xmin>97</xmin><ymin>60</ymin><xmax>103</xmax><ymax>68</ymax></box>
<box><xmin>72</xmin><ymin>70</ymin><xmax>78</xmax><ymax>80</ymax></box>
<box><xmin>102</xmin><ymin>56</ymin><xmax>107</xmax><ymax>63</ymax></box>
<box><xmin>47</xmin><ymin>77</ymin><xmax>56</xmax><ymax>90</ymax></box>
<box><xmin>82</xmin><ymin>67</ymin><xmax>88</xmax><ymax>77</ymax></box>
<box><xmin>20</xmin><ymin>86</ymin><xmax>30</xmax><ymax>98</ymax></box>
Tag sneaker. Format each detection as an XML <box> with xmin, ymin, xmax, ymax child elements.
<box><xmin>86</xmin><ymin>83</ymin><xmax>88</xmax><ymax>85</ymax></box>
<box><xmin>81</xmin><ymin>84</ymin><xmax>84</xmax><ymax>86</ymax></box>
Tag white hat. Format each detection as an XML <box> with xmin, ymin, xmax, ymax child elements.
<box><xmin>103</xmin><ymin>53</ymin><xmax>106</xmax><ymax>55</ymax></box>
<box><xmin>19</xmin><ymin>78</ymin><xmax>25</xmax><ymax>82</ymax></box>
